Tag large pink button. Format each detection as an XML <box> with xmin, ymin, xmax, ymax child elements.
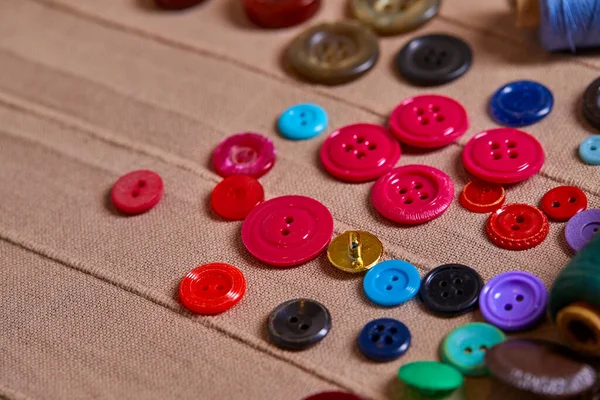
<box><xmin>462</xmin><ymin>128</ymin><xmax>544</xmax><ymax>184</ymax></box>
<box><xmin>389</xmin><ymin>95</ymin><xmax>468</xmax><ymax>148</ymax></box>
<box><xmin>241</xmin><ymin>195</ymin><xmax>334</xmax><ymax>267</ymax></box>
<box><xmin>212</xmin><ymin>133</ymin><xmax>276</xmax><ymax>178</ymax></box>
<box><xmin>371</xmin><ymin>165</ymin><xmax>454</xmax><ymax>225</ymax></box>
<box><xmin>320</xmin><ymin>123</ymin><xmax>401</xmax><ymax>182</ymax></box>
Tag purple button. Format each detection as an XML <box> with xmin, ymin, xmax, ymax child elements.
<box><xmin>212</xmin><ymin>133</ymin><xmax>276</xmax><ymax>178</ymax></box>
<box><xmin>479</xmin><ymin>271</ymin><xmax>547</xmax><ymax>332</ymax></box>
<box><xmin>565</xmin><ymin>209</ymin><xmax>600</xmax><ymax>252</ymax></box>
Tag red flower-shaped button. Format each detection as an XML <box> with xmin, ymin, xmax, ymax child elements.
<box><xmin>371</xmin><ymin>165</ymin><xmax>454</xmax><ymax>225</ymax></box>
<box><xmin>179</xmin><ymin>263</ymin><xmax>246</xmax><ymax>315</ymax></box>
<box><xmin>320</xmin><ymin>123</ymin><xmax>401</xmax><ymax>182</ymax></box>
<box><xmin>462</xmin><ymin>128</ymin><xmax>544</xmax><ymax>184</ymax></box>
<box><xmin>540</xmin><ymin>186</ymin><xmax>587</xmax><ymax>222</ymax></box>
<box><xmin>486</xmin><ymin>204</ymin><xmax>549</xmax><ymax>250</ymax></box>
<box><xmin>242</xmin><ymin>0</ymin><xmax>321</xmax><ymax>29</ymax></box>
<box><xmin>460</xmin><ymin>180</ymin><xmax>505</xmax><ymax>213</ymax></box>
<box><xmin>242</xmin><ymin>195</ymin><xmax>334</xmax><ymax>267</ymax></box>
<box><xmin>111</xmin><ymin>170</ymin><xmax>163</xmax><ymax>214</ymax></box>
<box><xmin>212</xmin><ymin>133</ymin><xmax>276</xmax><ymax>178</ymax></box>
<box><xmin>211</xmin><ymin>176</ymin><xmax>264</xmax><ymax>220</ymax></box>
<box><xmin>389</xmin><ymin>95</ymin><xmax>469</xmax><ymax>148</ymax></box>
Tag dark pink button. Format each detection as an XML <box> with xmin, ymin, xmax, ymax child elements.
<box><xmin>241</xmin><ymin>195</ymin><xmax>334</xmax><ymax>267</ymax></box>
<box><xmin>212</xmin><ymin>133</ymin><xmax>276</xmax><ymax>178</ymax></box>
<box><xmin>371</xmin><ymin>165</ymin><xmax>454</xmax><ymax>225</ymax></box>
<box><xmin>320</xmin><ymin>123</ymin><xmax>401</xmax><ymax>182</ymax></box>
<box><xmin>389</xmin><ymin>95</ymin><xmax>468</xmax><ymax>148</ymax></box>
<box><xmin>462</xmin><ymin>128</ymin><xmax>544</xmax><ymax>184</ymax></box>
<box><xmin>111</xmin><ymin>170</ymin><xmax>163</xmax><ymax>214</ymax></box>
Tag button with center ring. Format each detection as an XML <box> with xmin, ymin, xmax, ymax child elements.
<box><xmin>327</xmin><ymin>231</ymin><xmax>383</xmax><ymax>273</ymax></box>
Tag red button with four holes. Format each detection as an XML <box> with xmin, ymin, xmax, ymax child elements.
<box><xmin>486</xmin><ymin>203</ymin><xmax>549</xmax><ymax>250</ymax></box>
<box><xmin>179</xmin><ymin>263</ymin><xmax>246</xmax><ymax>315</ymax></box>
<box><xmin>211</xmin><ymin>176</ymin><xmax>264</xmax><ymax>220</ymax></box>
<box><xmin>540</xmin><ymin>186</ymin><xmax>587</xmax><ymax>222</ymax></box>
<box><xmin>242</xmin><ymin>0</ymin><xmax>321</xmax><ymax>29</ymax></box>
<box><xmin>460</xmin><ymin>180</ymin><xmax>505</xmax><ymax>213</ymax></box>
<box><xmin>111</xmin><ymin>170</ymin><xmax>164</xmax><ymax>215</ymax></box>
<box><xmin>389</xmin><ymin>95</ymin><xmax>469</xmax><ymax>148</ymax></box>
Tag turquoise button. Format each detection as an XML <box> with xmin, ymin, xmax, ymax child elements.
<box><xmin>363</xmin><ymin>260</ymin><xmax>420</xmax><ymax>307</ymax></box>
<box><xmin>277</xmin><ymin>103</ymin><xmax>328</xmax><ymax>140</ymax></box>
<box><xmin>579</xmin><ymin>135</ymin><xmax>600</xmax><ymax>165</ymax></box>
<box><xmin>441</xmin><ymin>322</ymin><xmax>506</xmax><ymax>376</ymax></box>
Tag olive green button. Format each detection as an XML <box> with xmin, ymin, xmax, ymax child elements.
<box><xmin>350</xmin><ymin>0</ymin><xmax>440</xmax><ymax>35</ymax></box>
<box><xmin>398</xmin><ymin>361</ymin><xmax>464</xmax><ymax>392</ymax></box>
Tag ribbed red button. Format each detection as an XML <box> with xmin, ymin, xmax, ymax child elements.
<box><xmin>111</xmin><ymin>170</ymin><xmax>163</xmax><ymax>215</ymax></box>
<box><xmin>211</xmin><ymin>176</ymin><xmax>264</xmax><ymax>220</ymax></box>
<box><xmin>540</xmin><ymin>186</ymin><xmax>587</xmax><ymax>222</ymax></box>
<box><xmin>459</xmin><ymin>180</ymin><xmax>505</xmax><ymax>213</ymax></box>
<box><xmin>242</xmin><ymin>0</ymin><xmax>321</xmax><ymax>29</ymax></box>
<box><xmin>486</xmin><ymin>204</ymin><xmax>549</xmax><ymax>250</ymax></box>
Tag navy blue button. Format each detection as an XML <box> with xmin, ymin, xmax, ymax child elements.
<box><xmin>278</xmin><ymin>103</ymin><xmax>328</xmax><ymax>140</ymax></box>
<box><xmin>489</xmin><ymin>80</ymin><xmax>553</xmax><ymax>127</ymax></box>
<box><xmin>357</xmin><ymin>318</ymin><xmax>411</xmax><ymax>362</ymax></box>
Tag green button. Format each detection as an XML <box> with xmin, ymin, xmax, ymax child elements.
<box><xmin>398</xmin><ymin>361</ymin><xmax>463</xmax><ymax>392</ymax></box>
<box><xmin>441</xmin><ymin>322</ymin><xmax>506</xmax><ymax>376</ymax></box>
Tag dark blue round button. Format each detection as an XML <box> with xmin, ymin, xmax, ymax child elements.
<box><xmin>489</xmin><ymin>80</ymin><xmax>553</xmax><ymax>127</ymax></box>
<box><xmin>357</xmin><ymin>318</ymin><xmax>411</xmax><ymax>362</ymax></box>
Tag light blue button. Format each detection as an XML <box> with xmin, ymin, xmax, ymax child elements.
<box><xmin>363</xmin><ymin>260</ymin><xmax>420</xmax><ymax>307</ymax></box>
<box><xmin>579</xmin><ymin>135</ymin><xmax>600</xmax><ymax>165</ymax></box>
<box><xmin>277</xmin><ymin>103</ymin><xmax>328</xmax><ymax>140</ymax></box>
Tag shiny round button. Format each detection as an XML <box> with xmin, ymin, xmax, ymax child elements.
<box><xmin>304</xmin><ymin>392</ymin><xmax>362</xmax><ymax>400</ymax></box>
<box><xmin>278</xmin><ymin>103</ymin><xmax>328</xmax><ymax>140</ymax></box>
<box><xmin>371</xmin><ymin>165</ymin><xmax>454</xmax><ymax>225</ymax></box>
<box><xmin>565</xmin><ymin>209</ymin><xmax>600</xmax><ymax>252</ymax></box>
<box><xmin>287</xmin><ymin>21</ymin><xmax>379</xmax><ymax>85</ymax></box>
<box><xmin>327</xmin><ymin>231</ymin><xmax>383</xmax><ymax>273</ymax></box>
<box><xmin>211</xmin><ymin>176</ymin><xmax>264</xmax><ymax>220</ymax></box>
<box><xmin>111</xmin><ymin>170</ymin><xmax>164</xmax><ymax>215</ymax></box>
<box><xmin>441</xmin><ymin>322</ymin><xmax>506</xmax><ymax>376</ymax></box>
<box><xmin>460</xmin><ymin>180</ymin><xmax>505</xmax><ymax>213</ymax></box>
<box><xmin>350</xmin><ymin>0</ymin><xmax>440</xmax><ymax>35</ymax></box>
<box><xmin>486</xmin><ymin>203</ymin><xmax>549</xmax><ymax>250</ymax></box>
<box><xmin>320</xmin><ymin>123</ymin><xmax>401</xmax><ymax>182</ymax></box>
<box><xmin>462</xmin><ymin>128</ymin><xmax>545</xmax><ymax>184</ymax></box>
<box><xmin>389</xmin><ymin>95</ymin><xmax>468</xmax><ymax>148</ymax></box>
<box><xmin>540</xmin><ymin>186</ymin><xmax>587</xmax><ymax>222</ymax></box>
<box><xmin>420</xmin><ymin>264</ymin><xmax>483</xmax><ymax>317</ymax></box>
<box><xmin>479</xmin><ymin>271</ymin><xmax>548</xmax><ymax>332</ymax></box>
<box><xmin>583</xmin><ymin>77</ymin><xmax>600</xmax><ymax>130</ymax></box>
<box><xmin>579</xmin><ymin>135</ymin><xmax>600</xmax><ymax>165</ymax></box>
<box><xmin>395</xmin><ymin>34</ymin><xmax>472</xmax><ymax>86</ymax></box>
<box><xmin>267</xmin><ymin>299</ymin><xmax>331</xmax><ymax>350</ymax></box>
<box><xmin>357</xmin><ymin>318</ymin><xmax>411</xmax><ymax>362</ymax></box>
<box><xmin>179</xmin><ymin>263</ymin><xmax>246</xmax><ymax>315</ymax></box>
<box><xmin>241</xmin><ymin>195</ymin><xmax>334</xmax><ymax>267</ymax></box>
<box><xmin>212</xmin><ymin>133</ymin><xmax>276</xmax><ymax>178</ymax></box>
<box><xmin>489</xmin><ymin>80</ymin><xmax>554</xmax><ymax>127</ymax></box>
<box><xmin>154</xmin><ymin>0</ymin><xmax>204</xmax><ymax>9</ymax></box>
<box><xmin>363</xmin><ymin>260</ymin><xmax>420</xmax><ymax>307</ymax></box>
<box><xmin>398</xmin><ymin>361</ymin><xmax>464</xmax><ymax>392</ymax></box>
<box><xmin>242</xmin><ymin>0</ymin><xmax>321</xmax><ymax>29</ymax></box>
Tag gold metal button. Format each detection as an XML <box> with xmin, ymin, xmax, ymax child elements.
<box><xmin>350</xmin><ymin>0</ymin><xmax>440</xmax><ymax>35</ymax></box>
<box><xmin>327</xmin><ymin>230</ymin><xmax>383</xmax><ymax>273</ymax></box>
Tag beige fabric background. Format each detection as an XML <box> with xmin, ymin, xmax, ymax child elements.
<box><xmin>0</xmin><ymin>0</ymin><xmax>599</xmax><ymax>399</ymax></box>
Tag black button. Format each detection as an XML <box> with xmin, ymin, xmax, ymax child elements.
<box><xmin>583</xmin><ymin>77</ymin><xmax>600</xmax><ymax>130</ymax></box>
<box><xmin>419</xmin><ymin>263</ymin><xmax>483</xmax><ymax>316</ymax></box>
<box><xmin>395</xmin><ymin>34</ymin><xmax>472</xmax><ymax>86</ymax></box>
<box><xmin>267</xmin><ymin>299</ymin><xmax>331</xmax><ymax>350</ymax></box>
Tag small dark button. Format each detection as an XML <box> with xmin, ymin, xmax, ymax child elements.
<box><xmin>267</xmin><ymin>299</ymin><xmax>331</xmax><ymax>350</ymax></box>
<box><xmin>357</xmin><ymin>318</ymin><xmax>411</xmax><ymax>362</ymax></box>
<box><xmin>583</xmin><ymin>77</ymin><xmax>600</xmax><ymax>130</ymax></box>
<box><xmin>154</xmin><ymin>0</ymin><xmax>204</xmax><ymax>10</ymax></box>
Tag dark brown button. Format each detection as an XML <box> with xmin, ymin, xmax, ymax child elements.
<box><xmin>154</xmin><ymin>0</ymin><xmax>204</xmax><ymax>10</ymax></box>
<box><xmin>583</xmin><ymin>77</ymin><xmax>600</xmax><ymax>130</ymax></box>
<box><xmin>287</xmin><ymin>21</ymin><xmax>379</xmax><ymax>85</ymax></box>
<box><xmin>350</xmin><ymin>0</ymin><xmax>440</xmax><ymax>35</ymax></box>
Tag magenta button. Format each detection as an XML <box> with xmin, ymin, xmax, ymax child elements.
<box><xmin>212</xmin><ymin>133</ymin><xmax>276</xmax><ymax>178</ymax></box>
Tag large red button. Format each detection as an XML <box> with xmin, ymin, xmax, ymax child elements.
<box><xmin>460</xmin><ymin>180</ymin><xmax>505</xmax><ymax>213</ymax></box>
<box><xmin>540</xmin><ymin>186</ymin><xmax>587</xmax><ymax>222</ymax></box>
<box><xmin>179</xmin><ymin>263</ymin><xmax>246</xmax><ymax>315</ymax></box>
<box><xmin>111</xmin><ymin>170</ymin><xmax>163</xmax><ymax>215</ymax></box>
<box><xmin>486</xmin><ymin>204</ymin><xmax>549</xmax><ymax>250</ymax></box>
<box><xmin>211</xmin><ymin>176</ymin><xmax>264</xmax><ymax>220</ymax></box>
<box><xmin>242</xmin><ymin>0</ymin><xmax>321</xmax><ymax>29</ymax></box>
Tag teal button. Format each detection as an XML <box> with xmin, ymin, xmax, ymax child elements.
<box><xmin>277</xmin><ymin>103</ymin><xmax>328</xmax><ymax>140</ymax></box>
<box><xmin>441</xmin><ymin>322</ymin><xmax>506</xmax><ymax>376</ymax></box>
<box><xmin>579</xmin><ymin>135</ymin><xmax>600</xmax><ymax>165</ymax></box>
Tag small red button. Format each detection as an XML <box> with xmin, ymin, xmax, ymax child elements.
<box><xmin>111</xmin><ymin>170</ymin><xmax>163</xmax><ymax>215</ymax></box>
<box><xmin>486</xmin><ymin>204</ymin><xmax>549</xmax><ymax>250</ymax></box>
<box><xmin>211</xmin><ymin>176</ymin><xmax>264</xmax><ymax>220</ymax></box>
<box><xmin>540</xmin><ymin>186</ymin><xmax>587</xmax><ymax>222</ymax></box>
<box><xmin>460</xmin><ymin>180</ymin><xmax>505</xmax><ymax>213</ymax></box>
<box><xmin>179</xmin><ymin>263</ymin><xmax>246</xmax><ymax>315</ymax></box>
<box><xmin>242</xmin><ymin>0</ymin><xmax>321</xmax><ymax>29</ymax></box>
<box><xmin>304</xmin><ymin>392</ymin><xmax>362</xmax><ymax>400</ymax></box>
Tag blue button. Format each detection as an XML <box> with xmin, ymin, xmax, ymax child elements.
<box><xmin>579</xmin><ymin>135</ymin><xmax>600</xmax><ymax>165</ymax></box>
<box><xmin>277</xmin><ymin>103</ymin><xmax>328</xmax><ymax>140</ymax></box>
<box><xmin>363</xmin><ymin>260</ymin><xmax>420</xmax><ymax>306</ymax></box>
<box><xmin>489</xmin><ymin>80</ymin><xmax>553</xmax><ymax>127</ymax></box>
<box><xmin>357</xmin><ymin>318</ymin><xmax>411</xmax><ymax>362</ymax></box>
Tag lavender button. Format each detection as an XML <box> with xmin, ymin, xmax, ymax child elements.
<box><xmin>565</xmin><ymin>209</ymin><xmax>600</xmax><ymax>252</ymax></box>
<box><xmin>212</xmin><ymin>133</ymin><xmax>276</xmax><ymax>178</ymax></box>
<box><xmin>479</xmin><ymin>271</ymin><xmax>547</xmax><ymax>332</ymax></box>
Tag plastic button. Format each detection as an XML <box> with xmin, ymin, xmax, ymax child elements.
<box><xmin>320</xmin><ymin>123</ymin><xmax>401</xmax><ymax>182</ymax></box>
<box><xmin>241</xmin><ymin>195</ymin><xmax>334</xmax><ymax>267</ymax></box>
<box><xmin>349</xmin><ymin>0</ymin><xmax>440</xmax><ymax>35</ymax></box>
<box><xmin>267</xmin><ymin>299</ymin><xmax>331</xmax><ymax>350</ymax></box>
<box><xmin>179</xmin><ymin>263</ymin><xmax>246</xmax><ymax>315</ymax></box>
<box><xmin>420</xmin><ymin>264</ymin><xmax>483</xmax><ymax>317</ymax></box>
<box><xmin>357</xmin><ymin>318</ymin><xmax>411</xmax><ymax>362</ymax></box>
<box><xmin>154</xmin><ymin>0</ymin><xmax>204</xmax><ymax>9</ymax></box>
<box><xmin>540</xmin><ymin>186</ymin><xmax>587</xmax><ymax>222</ymax></box>
<box><xmin>389</xmin><ymin>95</ymin><xmax>468</xmax><ymax>148</ymax></box>
<box><xmin>242</xmin><ymin>0</ymin><xmax>321</xmax><ymax>29</ymax></box>
<box><xmin>486</xmin><ymin>203</ymin><xmax>549</xmax><ymax>250</ymax></box>
<box><xmin>398</xmin><ymin>361</ymin><xmax>464</xmax><ymax>393</ymax></box>
<box><xmin>395</xmin><ymin>34</ymin><xmax>472</xmax><ymax>86</ymax></box>
<box><xmin>583</xmin><ymin>77</ymin><xmax>600</xmax><ymax>130</ymax></box>
<box><xmin>565</xmin><ymin>209</ymin><xmax>600</xmax><ymax>252</ymax></box>
<box><xmin>371</xmin><ymin>165</ymin><xmax>454</xmax><ymax>225</ymax></box>
<box><xmin>459</xmin><ymin>180</ymin><xmax>505</xmax><ymax>213</ymax></box>
<box><xmin>363</xmin><ymin>260</ymin><xmax>420</xmax><ymax>307</ymax></box>
<box><xmin>462</xmin><ymin>128</ymin><xmax>545</xmax><ymax>184</ymax></box>
<box><xmin>278</xmin><ymin>103</ymin><xmax>328</xmax><ymax>140</ymax></box>
<box><xmin>212</xmin><ymin>133</ymin><xmax>276</xmax><ymax>178</ymax></box>
<box><xmin>327</xmin><ymin>231</ymin><xmax>383</xmax><ymax>273</ymax></box>
<box><xmin>111</xmin><ymin>170</ymin><xmax>163</xmax><ymax>215</ymax></box>
<box><xmin>579</xmin><ymin>135</ymin><xmax>600</xmax><ymax>165</ymax></box>
<box><xmin>479</xmin><ymin>271</ymin><xmax>548</xmax><ymax>332</ymax></box>
<box><xmin>441</xmin><ymin>322</ymin><xmax>506</xmax><ymax>376</ymax></box>
<box><xmin>489</xmin><ymin>80</ymin><xmax>554</xmax><ymax>127</ymax></box>
<box><xmin>304</xmin><ymin>392</ymin><xmax>362</xmax><ymax>400</ymax></box>
<box><xmin>211</xmin><ymin>176</ymin><xmax>264</xmax><ymax>220</ymax></box>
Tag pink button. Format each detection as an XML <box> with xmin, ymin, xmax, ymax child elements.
<box><xmin>212</xmin><ymin>133</ymin><xmax>276</xmax><ymax>178</ymax></box>
<box><xmin>462</xmin><ymin>128</ymin><xmax>544</xmax><ymax>184</ymax></box>
<box><xmin>371</xmin><ymin>165</ymin><xmax>454</xmax><ymax>225</ymax></box>
<box><xmin>389</xmin><ymin>95</ymin><xmax>468</xmax><ymax>148</ymax></box>
<box><xmin>320</xmin><ymin>123</ymin><xmax>401</xmax><ymax>182</ymax></box>
<box><xmin>241</xmin><ymin>195</ymin><xmax>334</xmax><ymax>267</ymax></box>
